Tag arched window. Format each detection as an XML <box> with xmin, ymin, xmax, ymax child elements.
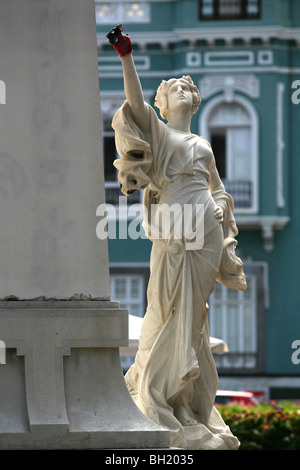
<box><xmin>200</xmin><ymin>96</ymin><xmax>258</xmax><ymax>213</ymax></box>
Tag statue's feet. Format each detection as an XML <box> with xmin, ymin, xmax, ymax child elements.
<box><xmin>174</xmin><ymin>403</ymin><xmax>198</xmax><ymax>426</ymax></box>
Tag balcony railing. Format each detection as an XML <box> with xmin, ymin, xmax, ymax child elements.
<box><xmin>223</xmin><ymin>179</ymin><xmax>252</xmax><ymax>209</ymax></box>
<box><xmin>214</xmin><ymin>352</ymin><xmax>259</xmax><ymax>372</ymax></box>
<box><xmin>105</xmin><ymin>180</ymin><xmax>253</xmax><ymax>209</ymax></box>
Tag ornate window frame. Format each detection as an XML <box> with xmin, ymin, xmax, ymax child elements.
<box><xmin>199</xmin><ymin>0</ymin><xmax>261</xmax><ymax>21</ymax></box>
<box><xmin>95</xmin><ymin>1</ymin><xmax>151</xmax><ymax>25</ymax></box>
<box><xmin>199</xmin><ymin>90</ymin><xmax>259</xmax><ymax>214</ymax></box>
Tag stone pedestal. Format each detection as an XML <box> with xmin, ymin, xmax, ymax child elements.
<box><xmin>0</xmin><ymin>301</ymin><xmax>167</xmax><ymax>449</ymax></box>
<box><xmin>0</xmin><ymin>0</ymin><xmax>169</xmax><ymax>449</ymax></box>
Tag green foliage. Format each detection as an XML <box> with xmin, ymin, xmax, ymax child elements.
<box><xmin>217</xmin><ymin>401</ymin><xmax>300</xmax><ymax>450</ymax></box>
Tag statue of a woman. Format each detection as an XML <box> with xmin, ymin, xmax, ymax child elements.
<box><xmin>107</xmin><ymin>25</ymin><xmax>246</xmax><ymax>450</ymax></box>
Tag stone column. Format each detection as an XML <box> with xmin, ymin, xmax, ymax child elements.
<box><xmin>0</xmin><ymin>0</ymin><xmax>169</xmax><ymax>449</ymax></box>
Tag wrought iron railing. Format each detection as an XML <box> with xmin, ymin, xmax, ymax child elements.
<box><xmin>105</xmin><ymin>180</ymin><xmax>253</xmax><ymax>209</ymax></box>
<box><xmin>223</xmin><ymin>180</ymin><xmax>252</xmax><ymax>209</ymax></box>
<box><xmin>214</xmin><ymin>352</ymin><xmax>259</xmax><ymax>372</ymax></box>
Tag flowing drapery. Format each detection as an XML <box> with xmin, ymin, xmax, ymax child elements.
<box><xmin>112</xmin><ymin>101</ymin><xmax>246</xmax><ymax>449</ymax></box>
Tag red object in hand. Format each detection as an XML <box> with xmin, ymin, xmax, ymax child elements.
<box><xmin>106</xmin><ymin>24</ymin><xmax>132</xmax><ymax>57</ymax></box>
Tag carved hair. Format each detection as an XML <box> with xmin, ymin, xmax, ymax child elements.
<box><xmin>154</xmin><ymin>75</ymin><xmax>201</xmax><ymax>121</ymax></box>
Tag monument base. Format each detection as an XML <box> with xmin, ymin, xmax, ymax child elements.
<box><xmin>0</xmin><ymin>300</ymin><xmax>169</xmax><ymax>449</ymax></box>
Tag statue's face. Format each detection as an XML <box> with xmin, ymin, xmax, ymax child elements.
<box><xmin>166</xmin><ymin>80</ymin><xmax>193</xmax><ymax>117</ymax></box>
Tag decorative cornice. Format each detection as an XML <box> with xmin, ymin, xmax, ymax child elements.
<box><xmin>200</xmin><ymin>74</ymin><xmax>260</xmax><ymax>101</ymax></box>
<box><xmin>100</xmin><ymin>90</ymin><xmax>153</xmax><ymax>118</ymax></box>
<box><xmin>236</xmin><ymin>215</ymin><xmax>290</xmax><ymax>252</ymax></box>
<box><xmin>176</xmin><ymin>26</ymin><xmax>300</xmax><ymax>47</ymax></box>
<box><xmin>97</xmin><ymin>26</ymin><xmax>300</xmax><ymax>49</ymax></box>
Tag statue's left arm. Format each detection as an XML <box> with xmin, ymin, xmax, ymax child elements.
<box><xmin>209</xmin><ymin>159</ymin><xmax>230</xmax><ymax>223</ymax></box>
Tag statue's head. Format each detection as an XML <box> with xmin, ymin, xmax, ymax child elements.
<box><xmin>154</xmin><ymin>75</ymin><xmax>201</xmax><ymax>121</ymax></box>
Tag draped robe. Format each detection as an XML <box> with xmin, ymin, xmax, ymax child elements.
<box><xmin>112</xmin><ymin>101</ymin><xmax>247</xmax><ymax>450</ymax></box>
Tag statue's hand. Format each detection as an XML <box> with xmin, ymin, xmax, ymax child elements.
<box><xmin>106</xmin><ymin>24</ymin><xmax>132</xmax><ymax>57</ymax></box>
<box><xmin>214</xmin><ymin>206</ymin><xmax>224</xmax><ymax>223</ymax></box>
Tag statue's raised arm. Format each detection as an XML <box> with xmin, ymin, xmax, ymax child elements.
<box><xmin>106</xmin><ymin>25</ymin><xmax>150</xmax><ymax>133</ymax></box>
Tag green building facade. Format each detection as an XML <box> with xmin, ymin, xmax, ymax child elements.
<box><xmin>96</xmin><ymin>0</ymin><xmax>300</xmax><ymax>399</ymax></box>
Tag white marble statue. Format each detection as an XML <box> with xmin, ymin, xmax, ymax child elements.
<box><xmin>107</xmin><ymin>25</ymin><xmax>247</xmax><ymax>450</ymax></box>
